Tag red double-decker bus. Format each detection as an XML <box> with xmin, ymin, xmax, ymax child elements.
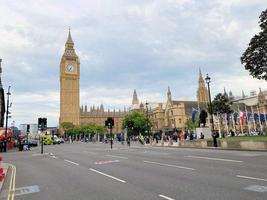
<box><xmin>0</xmin><ymin>128</ymin><xmax>15</xmax><ymax>150</ymax></box>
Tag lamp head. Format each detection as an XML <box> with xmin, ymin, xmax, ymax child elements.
<box><xmin>205</xmin><ymin>74</ymin><xmax>211</xmax><ymax>84</ymax></box>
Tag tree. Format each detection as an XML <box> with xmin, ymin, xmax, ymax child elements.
<box><xmin>211</xmin><ymin>93</ymin><xmax>233</xmax><ymax>114</ymax></box>
<box><xmin>185</xmin><ymin>118</ymin><xmax>196</xmax><ymax>131</ymax></box>
<box><xmin>61</xmin><ymin>122</ymin><xmax>75</xmax><ymax>136</ymax></box>
<box><xmin>122</xmin><ymin>111</ymin><xmax>151</xmax><ymax>136</ymax></box>
<box><xmin>241</xmin><ymin>9</ymin><xmax>267</xmax><ymax>80</ymax></box>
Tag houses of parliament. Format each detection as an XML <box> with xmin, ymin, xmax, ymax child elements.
<box><xmin>59</xmin><ymin>31</ymin><xmax>267</xmax><ymax>134</ymax></box>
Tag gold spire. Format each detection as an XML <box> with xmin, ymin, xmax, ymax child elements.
<box><xmin>66</xmin><ymin>28</ymin><xmax>74</xmax><ymax>45</ymax></box>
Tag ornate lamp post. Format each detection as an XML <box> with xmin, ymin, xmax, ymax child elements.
<box><xmin>4</xmin><ymin>86</ymin><xmax>11</xmax><ymax>152</ymax></box>
<box><xmin>145</xmin><ymin>102</ymin><xmax>150</xmax><ymax>136</ymax></box>
<box><xmin>205</xmin><ymin>74</ymin><xmax>215</xmax><ymax>134</ymax></box>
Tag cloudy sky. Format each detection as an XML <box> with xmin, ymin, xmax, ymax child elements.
<box><xmin>1</xmin><ymin>0</ymin><xmax>267</xmax><ymax>127</ymax></box>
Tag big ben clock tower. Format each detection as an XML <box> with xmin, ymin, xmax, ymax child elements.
<box><xmin>59</xmin><ymin>30</ymin><xmax>80</xmax><ymax>126</ymax></box>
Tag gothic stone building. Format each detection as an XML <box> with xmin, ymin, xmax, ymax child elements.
<box><xmin>131</xmin><ymin>70</ymin><xmax>208</xmax><ymax>133</ymax></box>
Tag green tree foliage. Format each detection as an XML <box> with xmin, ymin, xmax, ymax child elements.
<box><xmin>61</xmin><ymin>122</ymin><xmax>75</xmax><ymax>135</ymax></box>
<box><xmin>211</xmin><ymin>93</ymin><xmax>233</xmax><ymax>114</ymax></box>
<box><xmin>122</xmin><ymin>111</ymin><xmax>151</xmax><ymax>136</ymax></box>
<box><xmin>241</xmin><ymin>9</ymin><xmax>267</xmax><ymax>80</ymax></box>
<box><xmin>185</xmin><ymin>118</ymin><xmax>196</xmax><ymax>131</ymax></box>
<box><xmin>62</xmin><ymin>122</ymin><xmax>106</xmax><ymax>136</ymax></box>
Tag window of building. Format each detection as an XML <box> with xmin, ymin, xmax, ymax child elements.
<box><xmin>179</xmin><ymin>118</ymin><xmax>182</xmax><ymax>124</ymax></box>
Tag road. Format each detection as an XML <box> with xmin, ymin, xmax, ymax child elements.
<box><xmin>1</xmin><ymin>142</ymin><xmax>267</xmax><ymax>200</ymax></box>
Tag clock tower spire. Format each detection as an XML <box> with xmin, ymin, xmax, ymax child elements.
<box><xmin>59</xmin><ymin>30</ymin><xmax>80</xmax><ymax>128</ymax></box>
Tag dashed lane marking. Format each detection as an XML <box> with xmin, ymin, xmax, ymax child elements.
<box><xmin>94</xmin><ymin>160</ymin><xmax>120</xmax><ymax>165</ymax></box>
<box><xmin>64</xmin><ymin>159</ymin><xmax>79</xmax><ymax>166</ymax></box>
<box><xmin>185</xmin><ymin>155</ymin><xmax>243</xmax><ymax>163</ymax></box>
<box><xmin>105</xmin><ymin>155</ymin><xmax>128</xmax><ymax>159</ymax></box>
<box><xmin>89</xmin><ymin>168</ymin><xmax>126</xmax><ymax>183</ymax></box>
<box><xmin>32</xmin><ymin>153</ymin><xmax>49</xmax><ymax>156</ymax></box>
<box><xmin>144</xmin><ymin>160</ymin><xmax>195</xmax><ymax>171</ymax></box>
<box><xmin>244</xmin><ymin>185</ymin><xmax>267</xmax><ymax>193</ymax></box>
<box><xmin>159</xmin><ymin>194</ymin><xmax>176</xmax><ymax>200</ymax></box>
<box><xmin>236</xmin><ymin>175</ymin><xmax>267</xmax><ymax>182</ymax></box>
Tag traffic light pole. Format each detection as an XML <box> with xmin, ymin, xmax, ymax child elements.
<box><xmin>41</xmin><ymin>130</ymin><xmax>44</xmax><ymax>154</ymax></box>
<box><xmin>110</xmin><ymin>127</ymin><xmax>113</xmax><ymax>149</ymax></box>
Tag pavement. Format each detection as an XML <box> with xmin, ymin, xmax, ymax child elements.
<box><xmin>0</xmin><ymin>163</ymin><xmax>9</xmax><ymax>192</ymax></box>
<box><xmin>1</xmin><ymin>141</ymin><xmax>267</xmax><ymax>200</ymax></box>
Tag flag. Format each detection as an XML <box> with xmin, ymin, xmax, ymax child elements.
<box><xmin>254</xmin><ymin>113</ymin><xmax>259</xmax><ymax>123</ymax></box>
<box><xmin>226</xmin><ymin>113</ymin><xmax>230</xmax><ymax>125</ymax></box>
<box><xmin>233</xmin><ymin>112</ymin><xmax>238</xmax><ymax>125</ymax></box>
<box><xmin>191</xmin><ymin>107</ymin><xmax>199</xmax><ymax>124</ymax></box>
<box><xmin>246</xmin><ymin>112</ymin><xmax>251</xmax><ymax>125</ymax></box>
<box><xmin>260</xmin><ymin>113</ymin><xmax>265</xmax><ymax>124</ymax></box>
<box><xmin>240</xmin><ymin>112</ymin><xmax>246</xmax><ymax>125</ymax></box>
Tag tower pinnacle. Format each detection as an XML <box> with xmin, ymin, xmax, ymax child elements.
<box><xmin>132</xmin><ymin>89</ymin><xmax>139</xmax><ymax>105</ymax></box>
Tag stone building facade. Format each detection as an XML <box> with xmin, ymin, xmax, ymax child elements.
<box><xmin>131</xmin><ymin>81</ymin><xmax>208</xmax><ymax>134</ymax></box>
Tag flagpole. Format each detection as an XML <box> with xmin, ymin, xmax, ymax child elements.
<box><xmin>251</xmin><ymin>106</ymin><xmax>257</xmax><ymax>132</ymax></box>
<box><xmin>264</xmin><ymin>111</ymin><xmax>267</xmax><ymax>128</ymax></box>
<box><xmin>232</xmin><ymin>113</ymin><xmax>236</xmax><ymax>134</ymax></box>
<box><xmin>245</xmin><ymin>106</ymin><xmax>250</xmax><ymax>135</ymax></box>
<box><xmin>216</xmin><ymin>113</ymin><xmax>221</xmax><ymax>137</ymax></box>
<box><xmin>238</xmin><ymin>104</ymin><xmax>243</xmax><ymax>135</ymax></box>
<box><xmin>225</xmin><ymin>113</ymin><xmax>229</xmax><ymax>135</ymax></box>
<box><xmin>257</xmin><ymin>106</ymin><xmax>263</xmax><ymax>133</ymax></box>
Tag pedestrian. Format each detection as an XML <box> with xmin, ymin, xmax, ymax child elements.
<box><xmin>127</xmin><ymin>137</ymin><xmax>130</xmax><ymax>146</ymax></box>
<box><xmin>200</xmin><ymin>132</ymin><xmax>204</xmax><ymax>139</ymax></box>
<box><xmin>212</xmin><ymin>131</ymin><xmax>219</xmax><ymax>147</ymax></box>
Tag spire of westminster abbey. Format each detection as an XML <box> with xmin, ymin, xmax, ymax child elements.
<box><xmin>197</xmin><ymin>68</ymin><xmax>209</xmax><ymax>103</ymax></box>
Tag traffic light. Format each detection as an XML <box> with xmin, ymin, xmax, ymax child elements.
<box><xmin>27</xmin><ymin>124</ymin><xmax>30</xmax><ymax>133</ymax></box>
<box><xmin>105</xmin><ymin>117</ymin><xmax>114</xmax><ymax>129</ymax></box>
<box><xmin>38</xmin><ymin>118</ymin><xmax>47</xmax><ymax>131</ymax></box>
<box><xmin>43</xmin><ymin>118</ymin><xmax>47</xmax><ymax>129</ymax></box>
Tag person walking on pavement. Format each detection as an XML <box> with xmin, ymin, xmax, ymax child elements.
<box><xmin>127</xmin><ymin>137</ymin><xmax>130</xmax><ymax>147</ymax></box>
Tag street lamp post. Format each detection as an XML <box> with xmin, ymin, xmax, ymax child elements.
<box><xmin>4</xmin><ymin>86</ymin><xmax>11</xmax><ymax>152</ymax></box>
<box><xmin>205</xmin><ymin>74</ymin><xmax>217</xmax><ymax>147</ymax></box>
<box><xmin>145</xmin><ymin>102</ymin><xmax>150</xmax><ymax>136</ymax></box>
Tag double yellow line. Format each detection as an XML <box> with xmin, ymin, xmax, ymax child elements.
<box><xmin>6</xmin><ymin>164</ymin><xmax>16</xmax><ymax>200</ymax></box>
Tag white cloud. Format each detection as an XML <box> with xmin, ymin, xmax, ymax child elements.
<box><xmin>1</xmin><ymin>0</ymin><xmax>267</xmax><ymax>128</ymax></box>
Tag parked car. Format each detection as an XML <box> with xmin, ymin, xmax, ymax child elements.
<box><xmin>59</xmin><ymin>138</ymin><xmax>65</xmax><ymax>143</ymax></box>
<box><xmin>28</xmin><ymin>139</ymin><xmax>38</xmax><ymax>147</ymax></box>
<box><xmin>52</xmin><ymin>135</ymin><xmax>61</xmax><ymax>144</ymax></box>
<box><xmin>20</xmin><ymin>139</ymin><xmax>38</xmax><ymax>147</ymax></box>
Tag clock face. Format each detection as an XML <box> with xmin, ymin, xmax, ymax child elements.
<box><xmin>66</xmin><ymin>64</ymin><xmax>75</xmax><ymax>72</ymax></box>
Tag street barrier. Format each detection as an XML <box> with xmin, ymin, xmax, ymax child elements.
<box><xmin>0</xmin><ymin>156</ymin><xmax>5</xmax><ymax>182</ymax></box>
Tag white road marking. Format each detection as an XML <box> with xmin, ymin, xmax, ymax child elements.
<box><xmin>144</xmin><ymin>160</ymin><xmax>195</xmax><ymax>171</ymax></box>
<box><xmin>64</xmin><ymin>159</ymin><xmax>79</xmax><ymax>166</ymax></box>
<box><xmin>105</xmin><ymin>155</ymin><xmax>128</xmax><ymax>159</ymax></box>
<box><xmin>236</xmin><ymin>175</ymin><xmax>267</xmax><ymax>182</ymax></box>
<box><xmin>159</xmin><ymin>194</ymin><xmax>176</xmax><ymax>200</ymax></box>
<box><xmin>185</xmin><ymin>155</ymin><xmax>243</xmax><ymax>163</ymax></box>
<box><xmin>51</xmin><ymin>156</ymin><xmax>58</xmax><ymax>159</ymax></box>
<box><xmin>94</xmin><ymin>160</ymin><xmax>120</xmax><ymax>165</ymax></box>
<box><xmin>89</xmin><ymin>168</ymin><xmax>126</xmax><ymax>183</ymax></box>
<box><xmin>32</xmin><ymin>153</ymin><xmax>49</xmax><ymax>156</ymax></box>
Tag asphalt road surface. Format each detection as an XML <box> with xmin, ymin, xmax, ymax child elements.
<box><xmin>1</xmin><ymin>142</ymin><xmax>267</xmax><ymax>200</ymax></box>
